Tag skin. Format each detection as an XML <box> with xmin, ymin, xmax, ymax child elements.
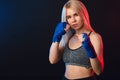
<box><xmin>49</xmin><ymin>7</ymin><xmax>104</xmax><ymax>79</ymax></box>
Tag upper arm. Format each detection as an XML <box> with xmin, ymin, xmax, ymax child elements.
<box><xmin>90</xmin><ymin>32</ymin><xmax>103</xmax><ymax>57</ymax></box>
<box><xmin>90</xmin><ymin>32</ymin><xmax>104</xmax><ymax>69</ymax></box>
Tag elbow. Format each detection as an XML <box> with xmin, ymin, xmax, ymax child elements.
<box><xmin>94</xmin><ymin>67</ymin><xmax>103</xmax><ymax>76</ymax></box>
<box><xmin>49</xmin><ymin>58</ymin><xmax>57</xmax><ymax>64</ymax></box>
<box><xmin>49</xmin><ymin>60</ymin><xmax>55</xmax><ymax>64</ymax></box>
<box><xmin>96</xmin><ymin>63</ymin><xmax>104</xmax><ymax>76</ymax></box>
<box><xmin>94</xmin><ymin>69</ymin><xmax>104</xmax><ymax>79</ymax></box>
<box><xmin>95</xmin><ymin>70</ymin><xmax>102</xmax><ymax>76</ymax></box>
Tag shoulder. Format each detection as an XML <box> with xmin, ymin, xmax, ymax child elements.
<box><xmin>89</xmin><ymin>32</ymin><xmax>104</xmax><ymax>55</ymax></box>
<box><xmin>89</xmin><ymin>32</ymin><xmax>103</xmax><ymax>49</ymax></box>
<box><xmin>89</xmin><ymin>32</ymin><xmax>103</xmax><ymax>42</ymax></box>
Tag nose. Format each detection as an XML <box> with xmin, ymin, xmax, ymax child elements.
<box><xmin>71</xmin><ymin>16</ymin><xmax>76</xmax><ymax>22</ymax></box>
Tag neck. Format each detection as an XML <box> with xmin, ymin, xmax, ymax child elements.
<box><xmin>75</xmin><ymin>25</ymin><xmax>89</xmax><ymax>35</ymax></box>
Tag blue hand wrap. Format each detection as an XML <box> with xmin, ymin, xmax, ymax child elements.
<box><xmin>82</xmin><ymin>33</ymin><xmax>97</xmax><ymax>58</ymax></box>
<box><xmin>52</xmin><ymin>22</ymin><xmax>67</xmax><ymax>42</ymax></box>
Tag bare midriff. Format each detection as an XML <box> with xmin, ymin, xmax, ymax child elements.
<box><xmin>65</xmin><ymin>64</ymin><xmax>93</xmax><ymax>79</ymax></box>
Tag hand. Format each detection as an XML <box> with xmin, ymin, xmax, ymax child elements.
<box><xmin>52</xmin><ymin>22</ymin><xmax>67</xmax><ymax>42</ymax></box>
<box><xmin>82</xmin><ymin>33</ymin><xmax>97</xmax><ymax>58</ymax></box>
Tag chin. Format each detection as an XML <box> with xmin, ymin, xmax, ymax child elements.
<box><xmin>72</xmin><ymin>27</ymin><xmax>80</xmax><ymax>30</ymax></box>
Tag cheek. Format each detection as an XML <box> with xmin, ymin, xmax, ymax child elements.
<box><xmin>78</xmin><ymin>18</ymin><xmax>84</xmax><ymax>24</ymax></box>
<box><xmin>66</xmin><ymin>19</ymin><xmax>71</xmax><ymax>25</ymax></box>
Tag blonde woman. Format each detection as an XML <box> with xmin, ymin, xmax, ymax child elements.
<box><xmin>49</xmin><ymin>0</ymin><xmax>104</xmax><ymax>80</ymax></box>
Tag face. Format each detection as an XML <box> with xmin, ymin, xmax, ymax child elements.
<box><xmin>66</xmin><ymin>8</ymin><xmax>84</xmax><ymax>30</ymax></box>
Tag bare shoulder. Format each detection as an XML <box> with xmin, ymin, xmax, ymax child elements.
<box><xmin>89</xmin><ymin>32</ymin><xmax>103</xmax><ymax>42</ymax></box>
<box><xmin>90</xmin><ymin>32</ymin><xmax>103</xmax><ymax>55</ymax></box>
<box><xmin>89</xmin><ymin>32</ymin><xmax>103</xmax><ymax>49</ymax></box>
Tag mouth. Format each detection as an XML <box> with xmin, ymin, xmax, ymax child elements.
<box><xmin>72</xmin><ymin>24</ymin><xmax>78</xmax><ymax>27</ymax></box>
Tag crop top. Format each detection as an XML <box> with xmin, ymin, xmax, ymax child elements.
<box><xmin>62</xmin><ymin>32</ymin><xmax>92</xmax><ymax>68</ymax></box>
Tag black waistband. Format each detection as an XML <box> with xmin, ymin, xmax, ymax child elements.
<box><xmin>62</xmin><ymin>76</ymin><xmax>95</xmax><ymax>80</ymax></box>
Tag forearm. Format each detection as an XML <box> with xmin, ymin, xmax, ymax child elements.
<box><xmin>90</xmin><ymin>58</ymin><xmax>103</xmax><ymax>75</ymax></box>
<box><xmin>49</xmin><ymin>42</ymin><xmax>62</xmax><ymax>64</ymax></box>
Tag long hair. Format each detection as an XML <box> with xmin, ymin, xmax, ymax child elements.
<box><xmin>61</xmin><ymin>0</ymin><xmax>94</xmax><ymax>32</ymax></box>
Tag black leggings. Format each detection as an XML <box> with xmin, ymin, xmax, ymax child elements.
<box><xmin>62</xmin><ymin>76</ymin><xmax>96</xmax><ymax>80</ymax></box>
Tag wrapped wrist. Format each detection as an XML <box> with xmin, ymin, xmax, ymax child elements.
<box><xmin>82</xmin><ymin>33</ymin><xmax>97</xmax><ymax>58</ymax></box>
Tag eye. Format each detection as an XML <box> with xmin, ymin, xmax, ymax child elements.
<box><xmin>74</xmin><ymin>13</ymin><xmax>78</xmax><ymax>16</ymax></box>
<box><xmin>66</xmin><ymin>16</ymin><xmax>71</xmax><ymax>19</ymax></box>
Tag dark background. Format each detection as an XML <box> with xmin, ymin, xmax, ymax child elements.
<box><xmin>0</xmin><ymin>0</ymin><xmax>120</xmax><ymax>80</ymax></box>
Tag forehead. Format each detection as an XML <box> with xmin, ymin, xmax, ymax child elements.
<box><xmin>66</xmin><ymin>8</ymin><xmax>77</xmax><ymax>16</ymax></box>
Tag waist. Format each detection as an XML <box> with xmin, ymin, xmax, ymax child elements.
<box><xmin>63</xmin><ymin>76</ymin><xmax>95</xmax><ymax>80</ymax></box>
<box><xmin>65</xmin><ymin>64</ymin><xmax>93</xmax><ymax>79</ymax></box>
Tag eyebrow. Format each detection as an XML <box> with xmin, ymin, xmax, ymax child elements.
<box><xmin>66</xmin><ymin>12</ymin><xmax>78</xmax><ymax>17</ymax></box>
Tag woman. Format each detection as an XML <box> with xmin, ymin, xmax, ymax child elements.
<box><xmin>49</xmin><ymin>0</ymin><xmax>104</xmax><ymax>80</ymax></box>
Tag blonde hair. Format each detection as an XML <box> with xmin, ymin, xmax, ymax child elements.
<box><xmin>61</xmin><ymin>0</ymin><xmax>94</xmax><ymax>31</ymax></box>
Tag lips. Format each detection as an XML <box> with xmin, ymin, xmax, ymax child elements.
<box><xmin>72</xmin><ymin>24</ymin><xmax>78</xmax><ymax>27</ymax></box>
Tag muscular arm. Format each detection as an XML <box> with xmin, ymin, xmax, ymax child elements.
<box><xmin>89</xmin><ymin>32</ymin><xmax>104</xmax><ymax>75</ymax></box>
<box><xmin>49</xmin><ymin>42</ymin><xmax>63</xmax><ymax>64</ymax></box>
<box><xmin>49</xmin><ymin>30</ymin><xmax>73</xmax><ymax>64</ymax></box>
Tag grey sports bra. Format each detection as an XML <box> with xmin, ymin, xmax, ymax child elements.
<box><xmin>62</xmin><ymin>32</ymin><xmax>92</xmax><ymax>68</ymax></box>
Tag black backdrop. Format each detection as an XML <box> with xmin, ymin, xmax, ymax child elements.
<box><xmin>0</xmin><ymin>0</ymin><xmax>120</xmax><ymax>80</ymax></box>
